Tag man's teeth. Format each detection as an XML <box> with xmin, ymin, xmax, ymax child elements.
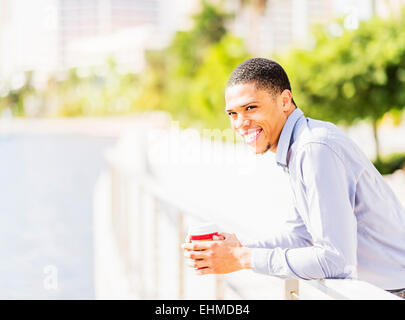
<box><xmin>244</xmin><ymin>130</ymin><xmax>261</xmax><ymax>143</ymax></box>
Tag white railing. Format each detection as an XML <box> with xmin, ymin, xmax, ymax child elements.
<box><xmin>94</xmin><ymin>127</ymin><xmax>401</xmax><ymax>300</ymax></box>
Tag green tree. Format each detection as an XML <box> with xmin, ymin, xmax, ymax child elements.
<box><xmin>281</xmin><ymin>13</ymin><xmax>405</xmax><ymax>162</ymax></box>
<box><xmin>2</xmin><ymin>71</ymin><xmax>35</xmax><ymax>116</ymax></box>
<box><xmin>136</xmin><ymin>0</ymin><xmax>238</xmax><ymax>128</ymax></box>
<box><xmin>189</xmin><ymin>34</ymin><xmax>250</xmax><ymax>129</ymax></box>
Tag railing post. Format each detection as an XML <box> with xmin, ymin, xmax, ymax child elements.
<box><xmin>110</xmin><ymin>166</ymin><xmax>129</xmax><ymax>268</ymax></box>
<box><xmin>110</xmin><ymin>166</ymin><xmax>120</xmax><ymax>248</ymax></box>
<box><xmin>136</xmin><ymin>186</ymin><xmax>145</xmax><ymax>297</ymax></box>
<box><xmin>153</xmin><ymin>197</ymin><xmax>159</xmax><ymax>299</ymax></box>
<box><xmin>215</xmin><ymin>276</ymin><xmax>226</xmax><ymax>300</ymax></box>
<box><xmin>284</xmin><ymin>279</ymin><xmax>299</xmax><ymax>300</ymax></box>
<box><xmin>178</xmin><ymin>212</ymin><xmax>185</xmax><ymax>299</ymax></box>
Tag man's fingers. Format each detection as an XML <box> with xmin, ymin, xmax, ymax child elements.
<box><xmin>183</xmin><ymin>250</ymin><xmax>206</xmax><ymax>260</ymax></box>
<box><xmin>186</xmin><ymin>258</ymin><xmax>197</xmax><ymax>268</ymax></box>
<box><xmin>186</xmin><ymin>258</ymin><xmax>210</xmax><ymax>270</ymax></box>
<box><xmin>182</xmin><ymin>242</ymin><xmax>210</xmax><ymax>251</ymax></box>
<box><xmin>195</xmin><ymin>267</ymin><xmax>214</xmax><ymax>275</ymax></box>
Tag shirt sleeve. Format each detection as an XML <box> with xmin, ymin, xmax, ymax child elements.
<box><xmin>250</xmin><ymin>142</ymin><xmax>358</xmax><ymax>280</ymax></box>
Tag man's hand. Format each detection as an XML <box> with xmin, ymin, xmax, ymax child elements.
<box><xmin>182</xmin><ymin>233</ymin><xmax>251</xmax><ymax>275</ymax></box>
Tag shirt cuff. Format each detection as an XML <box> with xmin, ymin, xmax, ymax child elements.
<box><xmin>250</xmin><ymin>248</ymin><xmax>271</xmax><ymax>275</ymax></box>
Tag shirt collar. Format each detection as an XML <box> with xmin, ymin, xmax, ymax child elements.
<box><xmin>275</xmin><ymin>107</ymin><xmax>304</xmax><ymax>167</ymax></box>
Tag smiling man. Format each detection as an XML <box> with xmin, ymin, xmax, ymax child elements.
<box><xmin>182</xmin><ymin>58</ymin><xmax>405</xmax><ymax>298</ymax></box>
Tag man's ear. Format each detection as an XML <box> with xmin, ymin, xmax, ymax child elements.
<box><xmin>281</xmin><ymin>89</ymin><xmax>293</xmax><ymax>110</ymax></box>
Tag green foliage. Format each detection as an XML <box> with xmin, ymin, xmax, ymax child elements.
<box><xmin>278</xmin><ymin>12</ymin><xmax>405</xmax><ymax>163</ymax></box>
<box><xmin>373</xmin><ymin>152</ymin><xmax>405</xmax><ymax>175</ymax></box>
<box><xmin>188</xmin><ymin>35</ymin><xmax>250</xmax><ymax>129</ymax></box>
<box><xmin>134</xmin><ymin>0</ymin><xmax>247</xmax><ymax>130</ymax></box>
<box><xmin>54</xmin><ymin>66</ymin><xmax>140</xmax><ymax>117</ymax></box>
<box><xmin>0</xmin><ymin>65</ymin><xmax>140</xmax><ymax>117</ymax></box>
<box><xmin>281</xmin><ymin>14</ymin><xmax>405</xmax><ymax>126</ymax></box>
<box><xmin>0</xmin><ymin>71</ymin><xmax>35</xmax><ymax>116</ymax></box>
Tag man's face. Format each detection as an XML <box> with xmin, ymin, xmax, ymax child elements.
<box><xmin>225</xmin><ymin>82</ymin><xmax>294</xmax><ymax>154</ymax></box>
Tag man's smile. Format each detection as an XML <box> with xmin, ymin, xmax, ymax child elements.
<box><xmin>240</xmin><ymin>128</ymin><xmax>263</xmax><ymax>145</ymax></box>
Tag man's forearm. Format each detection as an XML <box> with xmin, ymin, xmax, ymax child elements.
<box><xmin>248</xmin><ymin>245</ymin><xmax>356</xmax><ymax>280</ymax></box>
<box><xmin>241</xmin><ymin>229</ymin><xmax>311</xmax><ymax>250</ymax></box>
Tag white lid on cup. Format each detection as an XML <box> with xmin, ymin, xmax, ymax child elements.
<box><xmin>188</xmin><ymin>222</ymin><xmax>219</xmax><ymax>236</ymax></box>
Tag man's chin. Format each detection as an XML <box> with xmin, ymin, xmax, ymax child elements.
<box><xmin>249</xmin><ymin>143</ymin><xmax>271</xmax><ymax>155</ymax></box>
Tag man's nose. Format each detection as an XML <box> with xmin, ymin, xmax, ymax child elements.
<box><xmin>235</xmin><ymin>114</ymin><xmax>250</xmax><ymax>129</ymax></box>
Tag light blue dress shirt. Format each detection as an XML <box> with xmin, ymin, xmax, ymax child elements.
<box><xmin>245</xmin><ymin>107</ymin><xmax>405</xmax><ymax>290</ymax></box>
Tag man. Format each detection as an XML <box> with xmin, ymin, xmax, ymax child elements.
<box><xmin>182</xmin><ymin>58</ymin><xmax>405</xmax><ymax>298</ymax></box>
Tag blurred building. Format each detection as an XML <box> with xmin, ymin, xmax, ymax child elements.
<box><xmin>0</xmin><ymin>0</ymin><xmax>10</xmax><ymax>85</ymax></box>
<box><xmin>228</xmin><ymin>0</ymin><xmax>405</xmax><ymax>55</ymax></box>
<box><xmin>0</xmin><ymin>0</ymin><xmax>404</xmax><ymax>82</ymax></box>
<box><xmin>0</xmin><ymin>0</ymin><xmax>58</xmax><ymax>86</ymax></box>
<box><xmin>58</xmin><ymin>0</ymin><xmax>201</xmax><ymax>72</ymax></box>
<box><xmin>228</xmin><ymin>0</ymin><xmax>335</xmax><ymax>54</ymax></box>
<box><xmin>0</xmin><ymin>0</ymin><xmax>199</xmax><ymax>82</ymax></box>
<box><xmin>373</xmin><ymin>0</ymin><xmax>405</xmax><ymax>17</ymax></box>
<box><xmin>57</xmin><ymin>0</ymin><xmax>159</xmax><ymax>71</ymax></box>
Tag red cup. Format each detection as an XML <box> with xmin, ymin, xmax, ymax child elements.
<box><xmin>188</xmin><ymin>223</ymin><xmax>220</xmax><ymax>269</ymax></box>
<box><xmin>188</xmin><ymin>222</ymin><xmax>220</xmax><ymax>242</ymax></box>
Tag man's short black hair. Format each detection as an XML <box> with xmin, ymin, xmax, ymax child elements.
<box><xmin>227</xmin><ymin>58</ymin><xmax>295</xmax><ymax>104</ymax></box>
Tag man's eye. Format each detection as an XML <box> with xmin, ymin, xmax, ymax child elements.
<box><xmin>246</xmin><ymin>106</ymin><xmax>256</xmax><ymax>111</ymax></box>
<box><xmin>228</xmin><ymin>112</ymin><xmax>236</xmax><ymax>116</ymax></box>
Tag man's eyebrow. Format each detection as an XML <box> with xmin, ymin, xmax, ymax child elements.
<box><xmin>225</xmin><ymin>101</ymin><xmax>258</xmax><ymax>113</ymax></box>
